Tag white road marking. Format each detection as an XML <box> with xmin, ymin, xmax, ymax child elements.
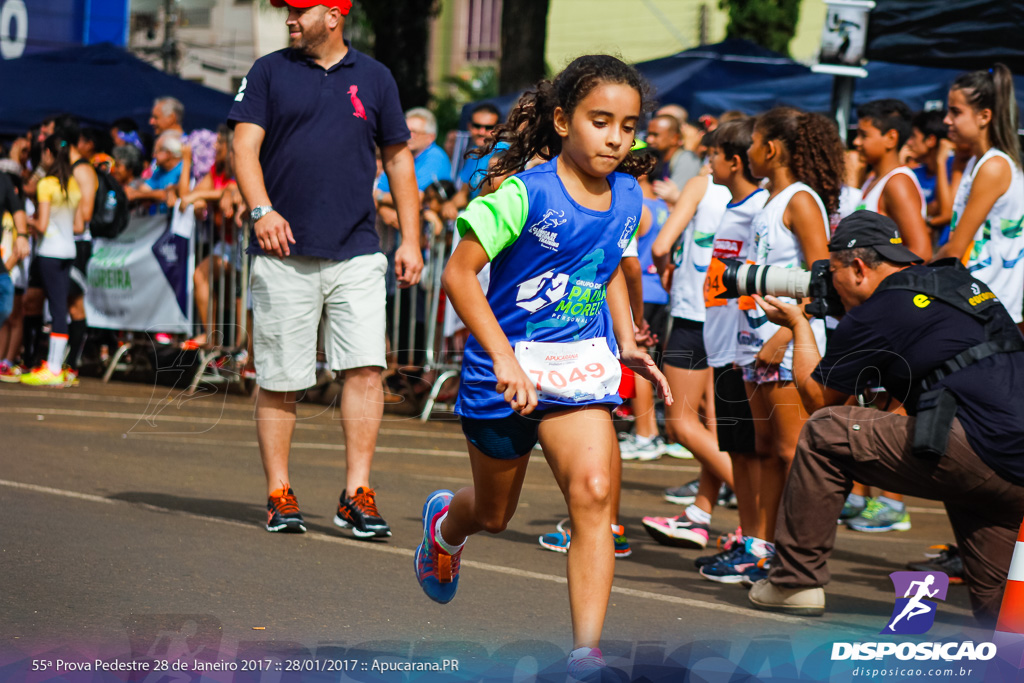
<box><xmin>1</xmin><ymin>477</ymin><xmax>803</xmax><ymax>624</ymax></box>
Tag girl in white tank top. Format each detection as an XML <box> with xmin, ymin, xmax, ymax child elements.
<box><xmin>936</xmin><ymin>64</ymin><xmax>1024</xmax><ymax>323</ymax></box>
<box><xmin>949</xmin><ymin>148</ymin><xmax>1024</xmax><ymax>321</ymax></box>
<box><xmin>718</xmin><ymin>108</ymin><xmax>843</xmax><ymax>574</ymax></box>
<box><xmin>734</xmin><ymin>181</ymin><xmax>829</xmax><ymax>371</ymax></box>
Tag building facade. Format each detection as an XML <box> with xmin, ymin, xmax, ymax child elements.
<box><xmin>129</xmin><ymin>0</ymin><xmax>287</xmax><ymax>94</ymax></box>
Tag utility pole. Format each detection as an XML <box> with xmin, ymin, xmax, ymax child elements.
<box><xmin>162</xmin><ymin>0</ymin><xmax>178</xmax><ymax>74</ymax></box>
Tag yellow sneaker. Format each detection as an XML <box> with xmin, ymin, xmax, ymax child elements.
<box><xmin>62</xmin><ymin>368</ymin><xmax>79</xmax><ymax>387</ymax></box>
<box><xmin>20</xmin><ymin>362</ymin><xmax>67</xmax><ymax>387</ymax></box>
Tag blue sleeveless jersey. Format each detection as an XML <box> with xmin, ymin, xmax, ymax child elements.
<box><xmin>454</xmin><ymin>157</ymin><xmax>643</xmax><ymax>419</ymax></box>
<box><xmin>638</xmin><ymin>196</ymin><xmax>670</xmax><ymax>304</ymax></box>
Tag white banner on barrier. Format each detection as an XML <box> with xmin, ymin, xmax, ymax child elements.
<box><xmin>85</xmin><ymin>207</ymin><xmax>195</xmax><ymax>333</ymax></box>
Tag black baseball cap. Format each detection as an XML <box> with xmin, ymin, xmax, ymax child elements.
<box><xmin>829</xmin><ymin>210</ymin><xmax>924</xmax><ymax>263</ymax></box>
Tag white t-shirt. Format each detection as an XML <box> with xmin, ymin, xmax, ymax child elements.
<box><xmin>703</xmin><ymin>188</ymin><xmax>768</xmax><ymax>367</ymax></box>
<box><xmin>669</xmin><ymin>176</ymin><xmax>730</xmax><ymax>322</ymax></box>
<box><xmin>951</xmin><ymin>148</ymin><xmax>1024</xmax><ymax>323</ymax></box>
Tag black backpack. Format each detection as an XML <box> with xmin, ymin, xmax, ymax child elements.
<box><xmin>74</xmin><ymin>159</ymin><xmax>129</xmax><ymax>239</ymax></box>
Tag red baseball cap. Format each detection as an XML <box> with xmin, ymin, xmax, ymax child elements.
<box><xmin>269</xmin><ymin>0</ymin><xmax>352</xmax><ymax>14</ymax></box>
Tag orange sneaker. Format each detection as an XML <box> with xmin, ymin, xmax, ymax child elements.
<box><xmin>266</xmin><ymin>485</ymin><xmax>306</xmax><ymax>533</ymax></box>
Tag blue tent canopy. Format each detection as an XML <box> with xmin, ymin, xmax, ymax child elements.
<box><xmin>460</xmin><ymin>39</ymin><xmax>811</xmax><ymax>126</ymax></box>
<box><xmin>0</xmin><ymin>43</ymin><xmax>235</xmax><ymax>136</ymax></box>
<box><xmin>690</xmin><ymin>60</ymin><xmax>1024</xmax><ymax>122</ymax></box>
<box><xmin>462</xmin><ymin>38</ymin><xmax>1024</xmax><ymax>129</ymax></box>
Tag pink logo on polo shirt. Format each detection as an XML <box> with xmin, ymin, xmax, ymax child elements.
<box><xmin>348</xmin><ymin>85</ymin><xmax>367</xmax><ymax>120</ymax></box>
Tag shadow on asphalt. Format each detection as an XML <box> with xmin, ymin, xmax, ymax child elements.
<box><xmin>108</xmin><ymin>491</ymin><xmax>318</xmax><ymax>524</ymax></box>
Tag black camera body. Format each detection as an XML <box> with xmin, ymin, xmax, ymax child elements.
<box><xmin>717</xmin><ymin>258</ymin><xmax>845</xmax><ymax>319</ymax></box>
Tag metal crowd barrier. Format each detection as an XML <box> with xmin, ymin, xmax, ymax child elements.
<box><xmin>100</xmin><ymin>206</ymin><xmax>252</xmax><ymax>396</ymax></box>
<box><xmin>385</xmin><ymin>218</ymin><xmax>462</xmax><ymax>421</ymax></box>
<box><xmin>185</xmin><ymin>211</ymin><xmax>251</xmax><ymax>395</ymax></box>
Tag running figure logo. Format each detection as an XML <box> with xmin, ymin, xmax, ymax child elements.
<box><xmin>884</xmin><ymin>571</ymin><xmax>949</xmax><ymax>634</ymax></box>
<box><xmin>348</xmin><ymin>85</ymin><xmax>367</xmax><ymax>120</ymax></box>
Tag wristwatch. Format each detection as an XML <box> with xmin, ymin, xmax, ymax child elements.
<box><xmin>250</xmin><ymin>205</ymin><xmax>275</xmax><ymax>222</ymax></box>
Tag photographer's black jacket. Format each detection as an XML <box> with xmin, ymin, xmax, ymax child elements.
<box><xmin>812</xmin><ymin>264</ymin><xmax>1024</xmax><ymax>484</ymax></box>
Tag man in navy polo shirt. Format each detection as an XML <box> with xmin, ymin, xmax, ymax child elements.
<box><xmin>229</xmin><ymin>0</ymin><xmax>422</xmax><ymax>540</ymax></box>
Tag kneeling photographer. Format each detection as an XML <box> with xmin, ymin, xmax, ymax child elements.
<box><xmin>737</xmin><ymin>210</ymin><xmax>1024</xmax><ymax>623</ymax></box>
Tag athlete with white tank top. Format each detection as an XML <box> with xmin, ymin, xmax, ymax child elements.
<box><xmin>950</xmin><ymin>148</ymin><xmax>1024</xmax><ymax>322</ymax></box>
<box><xmin>857</xmin><ymin>166</ymin><xmax>926</xmax><ymax>216</ymax></box>
<box><xmin>735</xmin><ymin>182</ymin><xmax>829</xmax><ymax>371</ymax></box>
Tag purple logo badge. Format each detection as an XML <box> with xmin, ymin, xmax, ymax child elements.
<box><xmin>884</xmin><ymin>571</ymin><xmax>949</xmax><ymax>635</ymax></box>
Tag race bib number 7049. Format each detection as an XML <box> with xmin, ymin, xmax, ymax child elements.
<box><xmin>514</xmin><ymin>338</ymin><xmax>621</xmax><ymax>403</ymax></box>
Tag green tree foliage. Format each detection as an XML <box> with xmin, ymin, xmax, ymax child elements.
<box><xmin>719</xmin><ymin>0</ymin><xmax>801</xmax><ymax>56</ymax></box>
<box><xmin>432</xmin><ymin>66</ymin><xmax>499</xmax><ymax>142</ymax></box>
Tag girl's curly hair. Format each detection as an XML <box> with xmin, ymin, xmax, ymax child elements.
<box><xmin>475</xmin><ymin>54</ymin><xmax>656</xmax><ymax>183</ymax></box>
<box><xmin>755</xmin><ymin>107</ymin><xmax>845</xmax><ymax>216</ymax></box>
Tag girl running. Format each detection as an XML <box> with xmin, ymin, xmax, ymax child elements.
<box><xmin>414</xmin><ymin>55</ymin><xmax>671</xmax><ymax>679</ymax></box>
<box><xmin>704</xmin><ymin>108</ymin><xmax>842</xmax><ymax>584</ymax></box>
<box><xmin>22</xmin><ymin>135</ymin><xmax>82</xmax><ymax>387</ymax></box>
<box><xmin>934</xmin><ymin>63</ymin><xmax>1024</xmax><ymax>324</ymax></box>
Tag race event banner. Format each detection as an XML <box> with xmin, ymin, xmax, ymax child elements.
<box><xmin>85</xmin><ymin>208</ymin><xmax>194</xmax><ymax>334</ymax></box>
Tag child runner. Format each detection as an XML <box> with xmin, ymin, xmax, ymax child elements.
<box><xmin>853</xmin><ymin>99</ymin><xmax>931</xmax><ymax>259</ymax></box>
<box><xmin>934</xmin><ymin>63</ymin><xmax>1024</xmax><ymax>326</ymax></box>
<box><xmin>656</xmin><ymin>119</ymin><xmax>767</xmax><ymax>562</ymax></box>
<box><xmin>841</xmin><ymin>99</ymin><xmax>931</xmax><ymax>532</ymax></box>
<box><xmin>21</xmin><ymin>135</ymin><xmax>82</xmax><ymax>387</ymax></box>
<box><xmin>415</xmin><ymin>55</ymin><xmax>672</xmax><ymax>679</ymax></box>
<box><xmin>640</xmin><ymin>131</ymin><xmax>733</xmax><ymax>549</ymax></box>
<box><xmin>704</xmin><ymin>108</ymin><xmax>843</xmax><ymax>584</ymax></box>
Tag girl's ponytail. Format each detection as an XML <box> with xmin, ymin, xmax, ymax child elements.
<box><xmin>756</xmin><ymin>108</ymin><xmax>844</xmax><ymax>216</ymax></box>
<box><xmin>477</xmin><ymin>80</ymin><xmax>562</xmax><ymax>182</ymax></box>
<box><xmin>991</xmin><ymin>63</ymin><xmax>1021</xmax><ymax>168</ymax></box>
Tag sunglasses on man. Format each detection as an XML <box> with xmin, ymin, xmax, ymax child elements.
<box><xmin>469</xmin><ymin>121</ymin><xmax>496</xmax><ymax>131</ymax></box>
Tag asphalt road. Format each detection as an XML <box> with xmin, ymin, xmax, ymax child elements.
<box><xmin>0</xmin><ymin>377</ymin><xmax>996</xmax><ymax>681</ymax></box>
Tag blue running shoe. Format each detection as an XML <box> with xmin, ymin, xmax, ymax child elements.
<box><xmin>538</xmin><ymin>518</ymin><xmax>572</xmax><ymax>553</ymax></box>
<box><xmin>538</xmin><ymin>518</ymin><xmax>632</xmax><ymax>558</ymax></box>
<box><xmin>699</xmin><ymin>538</ymin><xmax>770</xmax><ymax>584</ymax></box>
<box><xmin>741</xmin><ymin>556</ymin><xmax>772</xmax><ymax>586</ymax></box>
<box><xmin>414</xmin><ymin>489</ymin><xmax>460</xmax><ymax>604</ymax></box>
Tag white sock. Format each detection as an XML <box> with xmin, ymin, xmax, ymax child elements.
<box><xmin>47</xmin><ymin>334</ymin><xmax>68</xmax><ymax>370</ymax></box>
<box><xmin>433</xmin><ymin>511</ymin><xmax>465</xmax><ymax>555</ymax></box>
<box><xmin>877</xmin><ymin>495</ymin><xmax>905</xmax><ymax>511</ymax></box>
<box><xmin>846</xmin><ymin>493</ymin><xmax>866</xmax><ymax>507</ymax></box>
<box><xmin>634</xmin><ymin>434</ymin><xmax>655</xmax><ymax>446</ymax></box>
<box><xmin>747</xmin><ymin>536</ymin><xmax>775</xmax><ymax>558</ymax></box>
<box><xmin>685</xmin><ymin>504</ymin><xmax>711</xmax><ymax>525</ymax></box>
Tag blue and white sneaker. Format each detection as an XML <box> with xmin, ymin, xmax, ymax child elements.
<box><xmin>699</xmin><ymin>538</ymin><xmax>772</xmax><ymax>584</ymax></box>
<box><xmin>414</xmin><ymin>489</ymin><xmax>460</xmax><ymax>604</ymax></box>
<box><xmin>538</xmin><ymin>518</ymin><xmax>632</xmax><ymax>558</ymax></box>
<box><xmin>741</xmin><ymin>556</ymin><xmax>772</xmax><ymax>586</ymax></box>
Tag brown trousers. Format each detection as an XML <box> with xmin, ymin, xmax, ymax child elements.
<box><xmin>770</xmin><ymin>405</ymin><xmax>1024</xmax><ymax>624</ymax></box>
